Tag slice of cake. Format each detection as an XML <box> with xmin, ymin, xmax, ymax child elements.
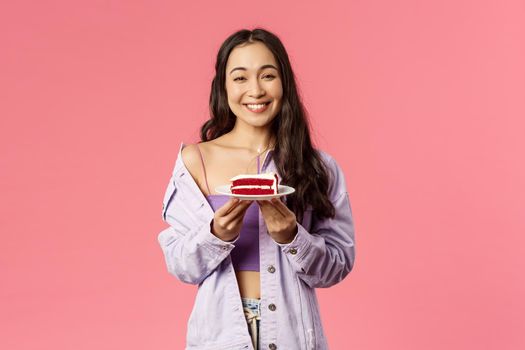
<box><xmin>230</xmin><ymin>172</ymin><xmax>279</xmax><ymax>195</ymax></box>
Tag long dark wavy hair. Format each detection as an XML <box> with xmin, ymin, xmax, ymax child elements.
<box><xmin>200</xmin><ymin>28</ymin><xmax>335</xmax><ymax>222</ymax></box>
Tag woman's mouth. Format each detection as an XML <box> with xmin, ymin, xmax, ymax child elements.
<box><xmin>243</xmin><ymin>101</ymin><xmax>271</xmax><ymax>113</ymax></box>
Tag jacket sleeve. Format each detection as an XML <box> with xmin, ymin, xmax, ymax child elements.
<box><xmin>275</xmin><ymin>155</ymin><xmax>356</xmax><ymax>288</ymax></box>
<box><xmin>157</xmin><ymin>165</ymin><xmax>239</xmax><ymax>285</ymax></box>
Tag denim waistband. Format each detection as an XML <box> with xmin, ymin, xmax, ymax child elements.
<box><xmin>241</xmin><ymin>297</ymin><xmax>261</xmax><ymax>315</ymax></box>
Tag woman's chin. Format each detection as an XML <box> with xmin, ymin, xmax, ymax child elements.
<box><xmin>240</xmin><ymin>115</ymin><xmax>277</xmax><ymax>128</ymax></box>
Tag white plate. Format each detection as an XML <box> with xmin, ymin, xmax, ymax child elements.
<box><xmin>215</xmin><ymin>185</ymin><xmax>295</xmax><ymax>200</ymax></box>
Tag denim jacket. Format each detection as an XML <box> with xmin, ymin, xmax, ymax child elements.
<box><xmin>158</xmin><ymin>142</ymin><xmax>356</xmax><ymax>350</ymax></box>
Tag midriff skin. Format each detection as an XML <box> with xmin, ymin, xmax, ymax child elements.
<box><xmin>236</xmin><ymin>270</ymin><xmax>261</xmax><ymax>299</ymax></box>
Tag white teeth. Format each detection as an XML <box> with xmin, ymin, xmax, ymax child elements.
<box><xmin>246</xmin><ymin>103</ymin><xmax>268</xmax><ymax>110</ymax></box>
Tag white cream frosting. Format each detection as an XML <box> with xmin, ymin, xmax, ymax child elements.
<box><xmin>229</xmin><ymin>172</ymin><xmax>277</xmax><ymax>182</ymax></box>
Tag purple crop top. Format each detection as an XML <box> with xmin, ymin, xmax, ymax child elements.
<box><xmin>195</xmin><ymin>143</ymin><xmax>260</xmax><ymax>272</ymax></box>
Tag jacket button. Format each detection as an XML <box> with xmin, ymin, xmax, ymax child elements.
<box><xmin>269</xmin><ymin>344</ymin><xmax>277</xmax><ymax>350</ymax></box>
<box><xmin>267</xmin><ymin>265</ymin><xmax>276</xmax><ymax>273</ymax></box>
<box><xmin>268</xmin><ymin>303</ymin><xmax>276</xmax><ymax>311</ymax></box>
<box><xmin>289</xmin><ymin>248</ymin><xmax>297</xmax><ymax>255</ymax></box>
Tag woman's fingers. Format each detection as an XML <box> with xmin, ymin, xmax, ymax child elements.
<box><xmin>220</xmin><ymin>199</ymin><xmax>253</xmax><ymax>225</ymax></box>
<box><xmin>212</xmin><ymin>199</ymin><xmax>253</xmax><ymax>240</ymax></box>
<box><xmin>215</xmin><ymin>197</ymin><xmax>241</xmax><ymax>216</ymax></box>
<box><xmin>216</xmin><ymin>200</ymin><xmax>251</xmax><ymax>233</ymax></box>
<box><xmin>258</xmin><ymin>199</ymin><xmax>286</xmax><ymax>218</ymax></box>
<box><xmin>225</xmin><ymin>200</ymin><xmax>253</xmax><ymax>219</ymax></box>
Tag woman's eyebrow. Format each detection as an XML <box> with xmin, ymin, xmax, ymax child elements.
<box><xmin>229</xmin><ymin>64</ymin><xmax>278</xmax><ymax>75</ymax></box>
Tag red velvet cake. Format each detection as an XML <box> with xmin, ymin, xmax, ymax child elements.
<box><xmin>230</xmin><ymin>172</ymin><xmax>279</xmax><ymax>195</ymax></box>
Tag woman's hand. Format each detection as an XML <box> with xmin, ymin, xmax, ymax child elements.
<box><xmin>257</xmin><ymin>198</ymin><xmax>298</xmax><ymax>244</ymax></box>
<box><xmin>211</xmin><ymin>197</ymin><xmax>253</xmax><ymax>242</ymax></box>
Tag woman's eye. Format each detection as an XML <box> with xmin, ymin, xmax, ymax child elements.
<box><xmin>233</xmin><ymin>74</ymin><xmax>275</xmax><ymax>82</ymax></box>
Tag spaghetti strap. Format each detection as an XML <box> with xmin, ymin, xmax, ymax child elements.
<box><xmin>195</xmin><ymin>143</ymin><xmax>212</xmax><ymax>196</ymax></box>
<box><xmin>257</xmin><ymin>154</ymin><xmax>260</xmax><ymax>174</ymax></box>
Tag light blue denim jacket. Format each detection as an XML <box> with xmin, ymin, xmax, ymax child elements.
<box><xmin>158</xmin><ymin>142</ymin><xmax>356</xmax><ymax>350</ymax></box>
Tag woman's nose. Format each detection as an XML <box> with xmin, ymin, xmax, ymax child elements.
<box><xmin>248</xmin><ymin>79</ymin><xmax>265</xmax><ymax>97</ymax></box>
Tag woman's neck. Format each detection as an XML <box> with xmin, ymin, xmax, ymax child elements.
<box><xmin>228</xmin><ymin>124</ymin><xmax>275</xmax><ymax>154</ymax></box>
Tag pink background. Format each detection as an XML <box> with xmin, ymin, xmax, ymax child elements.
<box><xmin>1</xmin><ymin>0</ymin><xmax>524</xmax><ymax>349</ymax></box>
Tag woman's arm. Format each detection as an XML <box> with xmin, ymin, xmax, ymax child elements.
<box><xmin>158</xmin><ymin>224</ymin><xmax>237</xmax><ymax>285</ymax></box>
<box><xmin>274</xmin><ymin>155</ymin><xmax>356</xmax><ymax>289</ymax></box>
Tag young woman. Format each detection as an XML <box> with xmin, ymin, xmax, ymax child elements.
<box><xmin>158</xmin><ymin>28</ymin><xmax>356</xmax><ymax>350</ymax></box>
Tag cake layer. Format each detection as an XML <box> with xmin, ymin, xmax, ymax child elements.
<box><xmin>229</xmin><ymin>172</ymin><xmax>279</xmax><ymax>195</ymax></box>
<box><xmin>230</xmin><ymin>185</ymin><xmax>273</xmax><ymax>189</ymax></box>
<box><xmin>231</xmin><ymin>188</ymin><xmax>276</xmax><ymax>195</ymax></box>
<box><xmin>230</xmin><ymin>185</ymin><xmax>277</xmax><ymax>195</ymax></box>
<box><xmin>232</xmin><ymin>179</ymin><xmax>276</xmax><ymax>187</ymax></box>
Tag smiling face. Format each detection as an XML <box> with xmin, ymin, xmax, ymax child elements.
<box><xmin>225</xmin><ymin>41</ymin><xmax>283</xmax><ymax>129</ymax></box>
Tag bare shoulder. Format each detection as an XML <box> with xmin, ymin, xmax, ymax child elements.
<box><xmin>181</xmin><ymin>141</ymin><xmax>219</xmax><ymax>194</ymax></box>
<box><xmin>181</xmin><ymin>143</ymin><xmax>203</xmax><ymax>183</ymax></box>
<box><xmin>181</xmin><ymin>140</ymin><xmax>224</xmax><ymax>169</ymax></box>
